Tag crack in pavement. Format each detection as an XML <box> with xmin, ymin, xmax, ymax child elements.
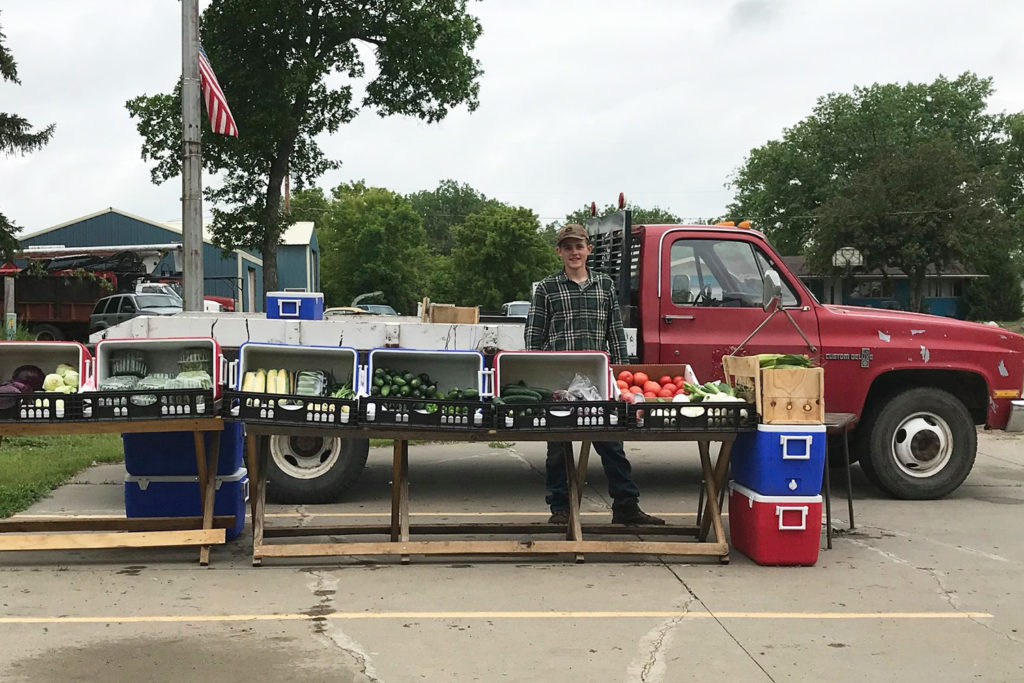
<box><xmin>625</xmin><ymin>594</ymin><xmax>694</xmax><ymax>682</ymax></box>
<box><xmin>504</xmin><ymin>446</ymin><xmax>546</xmax><ymax>479</ymax></box>
<box><xmin>853</xmin><ymin>523</ymin><xmax>1014</xmax><ymax>564</ymax></box>
<box><xmin>657</xmin><ymin>562</ymin><xmax>776</xmax><ymax>682</ymax></box>
<box><xmin>848</xmin><ymin>538</ymin><xmax>1023</xmax><ymax>646</ymax></box>
<box><xmin>303</xmin><ymin>569</ymin><xmax>381</xmax><ymax>681</ymax></box>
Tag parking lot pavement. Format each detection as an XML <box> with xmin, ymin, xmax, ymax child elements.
<box><xmin>1</xmin><ymin>430</ymin><xmax>1022</xmax><ymax>682</ymax></box>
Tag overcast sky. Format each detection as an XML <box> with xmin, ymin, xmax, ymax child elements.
<box><xmin>3</xmin><ymin>0</ymin><xmax>1024</xmax><ymax>235</ymax></box>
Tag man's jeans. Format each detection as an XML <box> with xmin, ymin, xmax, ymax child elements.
<box><xmin>545</xmin><ymin>441</ymin><xmax>640</xmax><ymax>513</ymax></box>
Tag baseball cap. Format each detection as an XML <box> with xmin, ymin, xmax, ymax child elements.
<box><xmin>556</xmin><ymin>223</ymin><xmax>590</xmax><ymax>245</ymax></box>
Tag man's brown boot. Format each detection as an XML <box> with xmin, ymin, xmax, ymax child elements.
<box><xmin>612</xmin><ymin>504</ymin><xmax>666</xmax><ymax>525</ymax></box>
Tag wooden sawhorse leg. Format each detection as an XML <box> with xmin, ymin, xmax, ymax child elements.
<box><xmin>391</xmin><ymin>439</ymin><xmax>410</xmax><ymax>563</ymax></box>
<box><xmin>250</xmin><ymin>434</ymin><xmax>270</xmax><ymax>567</ymax></box>
<box><xmin>697</xmin><ymin>439</ymin><xmax>731</xmax><ymax>563</ymax></box>
<box><xmin>565</xmin><ymin>441</ymin><xmax>587</xmax><ymax>563</ymax></box>
<box><xmin>195</xmin><ymin>429</ymin><xmax>222</xmax><ymax>566</ymax></box>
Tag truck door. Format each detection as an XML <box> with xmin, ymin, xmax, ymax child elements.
<box><xmin>656</xmin><ymin>234</ymin><xmax>821</xmax><ymax>382</ymax></box>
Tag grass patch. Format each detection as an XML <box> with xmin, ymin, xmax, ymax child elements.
<box><xmin>488</xmin><ymin>441</ymin><xmax>515</xmax><ymax>448</ymax></box>
<box><xmin>0</xmin><ymin>433</ymin><xmax>124</xmax><ymax>518</ymax></box>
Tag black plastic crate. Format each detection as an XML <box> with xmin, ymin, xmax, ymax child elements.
<box><xmin>0</xmin><ymin>393</ymin><xmax>92</xmax><ymax>423</ymax></box>
<box><xmin>630</xmin><ymin>401</ymin><xmax>758</xmax><ymax>432</ymax></box>
<box><xmin>223</xmin><ymin>389</ymin><xmax>358</xmax><ymax>427</ymax></box>
<box><xmin>92</xmin><ymin>388</ymin><xmax>218</xmax><ymax>421</ymax></box>
<box><xmin>359</xmin><ymin>396</ymin><xmax>492</xmax><ymax>430</ymax></box>
<box><xmin>494</xmin><ymin>400</ymin><xmax>627</xmax><ymax>431</ymax></box>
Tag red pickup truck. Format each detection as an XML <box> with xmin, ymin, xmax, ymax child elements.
<box><xmin>588</xmin><ymin>208</ymin><xmax>1024</xmax><ymax>499</ymax></box>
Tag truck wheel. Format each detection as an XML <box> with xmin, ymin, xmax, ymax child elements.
<box><xmin>860</xmin><ymin>388</ymin><xmax>976</xmax><ymax>500</ymax></box>
<box><xmin>265</xmin><ymin>436</ymin><xmax>369</xmax><ymax>504</ymax></box>
<box><xmin>30</xmin><ymin>324</ymin><xmax>64</xmax><ymax>341</ymax></box>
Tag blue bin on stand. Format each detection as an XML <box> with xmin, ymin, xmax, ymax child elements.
<box><xmin>122</xmin><ymin>421</ymin><xmax>244</xmax><ymax>476</ymax></box>
<box><xmin>265</xmin><ymin>291</ymin><xmax>324</xmax><ymax>320</ymax></box>
<box><xmin>124</xmin><ymin>467</ymin><xmax>248</xmax><ymax>540</ymax></box>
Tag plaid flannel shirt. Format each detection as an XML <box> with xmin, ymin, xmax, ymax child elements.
<box><xmin>525</xmin><ymin>270</ymin><xmax>628</xmax><ymax>364</ymax></box>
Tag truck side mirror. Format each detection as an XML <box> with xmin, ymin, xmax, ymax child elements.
<box><xmin>762</xmin><ymin>270</ymin><xmax>783</xmax><ymax>313</ymax></box>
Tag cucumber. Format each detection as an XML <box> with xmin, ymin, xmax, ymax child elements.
<box><xmin>462</xmin><ymin>389</ymin><xmax>479</xmax><ymax>399</ymax></box>
<box><xmin>525</xmin><ymin>386</ymin><xmax>553</xmax><ymax>400</ymax></box>
<box><xmin>503</xmin><ymin>388</ymin><xmax>542</xmax><ymax>401</ymax></box>
<box><xmin>501</xmin><ymin>394</ymin><xmax>540</xmax><ymax>404</ymax></box>
<box><xmin>392</xmin><ymin>376</ymin><xmax>407</xmax><ymax>386</ymax></box>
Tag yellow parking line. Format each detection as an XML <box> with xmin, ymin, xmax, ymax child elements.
<box><xmin>0</xmin><ymin>611</ymin><xmax>991</xmax><ymax>625</ymax></box>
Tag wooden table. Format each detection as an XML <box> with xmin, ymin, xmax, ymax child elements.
<box><xmin>242</xmin><ymin>424</ymin><xmax>739</xmax><ymax>566</ymax></box>
<box><xmin>0</xmin><ymin>418</ymin><xmax>229</xmax><ymax>565</ymax></box>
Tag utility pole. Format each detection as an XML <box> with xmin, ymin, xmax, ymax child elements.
<box><xmin>181</xmin><ymin>0</ymin><xmax>204</xmax><ymax>312</ymax></box>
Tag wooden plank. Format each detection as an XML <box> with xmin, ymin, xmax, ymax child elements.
<box><xmin>244</xmin><ymin>433</ymin><xmax>260</xmax><ymax>525</ymax></box>
<box><xmin>0</xmin><ymin>418</ymin><xmax>223</xmax><ymax>437</ymax></box>
<box><xmin>252</xmin><ymin>435</ymin><xmax>269</xmax><ymax>566</ymax></box>
<box><xmin>564</xmin><ymin>443</ymin><xmax>582</xmax><ymax>543</ymax></box>
<box><xmin>1</xmin><ymin>516</ymin><xmax>236</xmax><ymax>533</ymax></box>
<box><xmin>257</xmin><ymin>539</ymin><xmax>728</xmax><ymax>558</ymax></box>
<box><xmin>0</xmin><ymin>529</ymin><xmax>226</xmax><ymax>552</ymax></box>
<box><xmin>262</xmin><ymin>523</ymin><xmax>700</xmax><ymax>537</ymax></box>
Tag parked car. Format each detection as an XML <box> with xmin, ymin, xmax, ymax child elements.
<box><xmin>324</xmin><ymin>306</ymin><xmax>375</xmax><ymax>317</ymax></box>
<box><xmin>501</xmin><ymin>300</ymin><xmax>531</xmax><ymax>318</ymax></box>
<box><xmin>355</xmin><ymin>304</ymin><xmax>399</xmax><ymax>315</ymax></box>
<box><xmin>89</xmin><ymin>293</ymin><xmax>183</xmax><ymax>333</ymax></box>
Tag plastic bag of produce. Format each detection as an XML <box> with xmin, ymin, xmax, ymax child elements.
<box><xmin>566</xmin><ymin>373</ymin><xmax>603</xmax><ymax>401</ymax></box>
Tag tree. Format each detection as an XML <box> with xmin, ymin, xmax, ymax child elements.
<box><xmin>407</xmin><ymin>180</ymin><xmax>498</xmax><ymax>255</ymax></box>
<box><xmin>810</xmin><ymin>139</ymin><xmax>1010</xmax><ymax>312</ymax></box>
<box><xmin>0</xmin><ymin>14</ymin><xmax>54</xmax><ymax>260</ymax></box>
<box><xmin>560</xmin><ymin>204</ymin><xmax>683</xmax><ymax>231</ymax></box>
<box><xmin>316</xmin><ymin>182</ymin><xmax>427</xmax><ymax>313</ymax></box>
<box><xmin>449</xmin><ymin>205</ymin><xmax>560</xmax><ymax>309</ymax></box>
<box><xmin>126</xmin><ymin>0</ymin><xmax>483</xmax><ymax>295</ymax></box>
<box><xmin>728</xmin><ymin>73</ymin><xmax>1023</xmax><ymax>256</ymax></box>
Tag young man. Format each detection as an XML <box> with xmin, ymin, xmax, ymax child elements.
<box><xmin>525</xmin><ymin>223</ymin><xmax>665</xmax><ymax>526</ymax></box>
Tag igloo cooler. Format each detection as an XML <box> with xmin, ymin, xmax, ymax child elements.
<box><xmin>731</xmin><ymin>424</ymin><xmax>826</xmax><ymax>496</ymax></box>
<box><xmin>124</xmin><ymin>466</ymin><xmax>248</xmax><ymax>540</ymax></box>
<box><xmin>265</xmin><ymin>291</ymin><xmax>324</xmax><ymax>320</ymax></box>
<box><xmin>122</xmin><ymin>420</ymin><xmax>244</xmax><ymax>476</ymax></box>
<box><xmin>728</xmin><ymin>482</ymin><xmax>822</xmax><ymax>566</ymax></box>
<box><xmin>0</xmin><ymin>341</ymin><xmax>92</xmax><ymax>421</ymax></box>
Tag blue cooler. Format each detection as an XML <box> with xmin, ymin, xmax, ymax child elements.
<box><xmin>122</xmin><ymin>421</ymin><xmax>244</xmax><ymax>476</ymax></box>
<box><xmin>124</xmin><ymin>467</ymin><xmax>248</xmax><ymax>540</ymax></box>
<box><xmin>731</xmin><ymin>424</ymin><xmax>826</xmax><ymax>496</ymax></box>
<box><xmin>265</xmin><ymin>291</ymin><xmax>324</xmax><ymax>320</ymax></box>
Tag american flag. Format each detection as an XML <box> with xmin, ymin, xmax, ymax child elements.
<box><xmin>198</xmin><ymin>46</ymin><xmax>238</xmax><ymax>137</ymax></box>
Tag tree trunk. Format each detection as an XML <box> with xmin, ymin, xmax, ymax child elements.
<box><xmin>908</xmin><ymin>269</ymin><xmax>927</xmax><ymax>313</ymax></box>
<box><xmin>261</xmin><ymin>137</ymin><xmax>297</xmax><ymax>297</ymax></box>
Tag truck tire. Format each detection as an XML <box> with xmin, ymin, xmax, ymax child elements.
<box><xmin>859</xmin><ymin>388</ymin><xmax>976</xmax><ymax>500</ymax></box>
<box><xmin>30</xmin><ymin>324</ymin><xmax>64</xmax><ymax>341</ymax></box>
<box><xmin>265</xmin><ymin>436</ymin><xmax>369</xmax><ymax>504</ymax></box>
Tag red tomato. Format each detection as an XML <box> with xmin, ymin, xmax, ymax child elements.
<box><xmin>643</xmin><ymin>391</ymin><xmax>657</xmax><ymax>398</ymax></box>
<box><xmin>661</xmin><ymin>383</ymin><xmax>677</xmax><ymax>394</ymax></box>
<box><xmin>657</xmin><ymin>388</ymin><xmax>674</xmax><ymax>398</ymax></box>
<box><xmin>616</xmin><ymin>379</ymin><xmax>630</xmax><ymax>391</ymax></box>
<box><xmin>674</xmin><ymin>388</ymin><xmax>688</xmax><ymax>396</ymax></box>
<box><xmin>630</xmin><ymin>385</ymin><xmax>644</xmax><ymax>394</ymax></box>
<box><xmin>633</xmin><ymin>371</ymin><xmax>649</xmax><ymax>386</ymax></box>
<box><xmin>617</xmin><ymin>370</ymin><xmax>634</xmax><ymax>385</ymax></box>
<box><xmin>658</xmin><ymin>375</ymin><xmax>672</xmax><ymax>386</ymax></box>
<box><xmin>643</xmin><ymin>380</ymin><xmax>661</xmax><ymax>394</ymax></box>
<box><xmin>672</xmin><ymin>375</ymin><xmax>685</xmax><ymax>387</ymax></box>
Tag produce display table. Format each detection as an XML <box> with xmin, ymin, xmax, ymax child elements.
<box><xmin>0</xmin><ymin>418</ymin><xmax>229</xmax><ymax>565</ymax></box>
<box><xmin>242</xmin><ymin>424</ymin><xmax>738</xmax><ymax>566</ymax></box>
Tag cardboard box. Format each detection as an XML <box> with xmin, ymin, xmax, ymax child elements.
<box><xmin>428</xmin><ymin>304</ymin><xmax>479</xmax><ymax>324</ymax></box>
<box><xmin>722</xmin><ymin>355</ymin><xmax>824</xmax><ymax>424</ymax></box>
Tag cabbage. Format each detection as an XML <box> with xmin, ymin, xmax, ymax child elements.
<box><xmin>55</xmin><ymin>363</ymin><xmax>76</xmax><ymax>378</ymax></box>
<box><xmin>62</xmin><ymin>370</ymin><xmax>80</xmax><ymax>389</ymax></box>
<box><xmin>42</xmin><ymin>373</ymin><xmax>65</xmax><ymax>392</ymax></box>
<box><xmin>12</xmin><ymin>365</ymin><xmax>45</xmax><ymax>392</ymax></box>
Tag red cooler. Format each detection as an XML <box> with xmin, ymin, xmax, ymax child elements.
<box><xmin>728</xmin><ymin>482</ymin><xmax>822</xmax><ymax>566</ymax></box>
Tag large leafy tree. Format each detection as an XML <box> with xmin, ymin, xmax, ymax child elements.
<box><xmin>407</xmin><ymin>179</ymin><xmax>498</xmax><ymax>255</ymax></box>
<box><xmin>126</xmin><ymin>0</ymin><xmax>483</xmax><ymax>294</ymax></box>
<box><xmin>811</xmin><ymin>139</ymin><xmax>1009</xmax><ymax>312</ymax></box>
<box><xmin>728</xmin><ymin>73</ymin><xmax>1023</xmax><ymax>257</ymax></box>
<box><xmin>449</xmin><ymin>205</ymin><xmax>559</xmax><ymax>309</ymax></box>
<box><xmin>0</xmin><ymin>14</ymin><xmax>54</xmax><ymax>260</ymax></box>
<box><xmin>544</xmin><ymin>203</ymin><xmax>684</xmax><ymax>247</ymax></box>
<box><xmin>316</xmin><ymin>182</ymin><xmax>427</xmax><ymax>313</ymax></box>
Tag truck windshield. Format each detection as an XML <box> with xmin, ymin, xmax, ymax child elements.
<box><xmin>135</xmin><ymin>294</ymin><xmax>181</xmax><ymax>309</ymax></box>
